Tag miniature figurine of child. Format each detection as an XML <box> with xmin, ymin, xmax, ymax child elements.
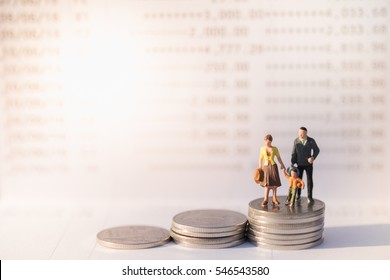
<box><xmin>259</xmin><ymin>134</ymin><xmax>286</xmax><ymax>207</ymax></box>
<box><xmin>283</xmin><ymin>166</ymin><xmax>305</xmax><ymax>207</ymax></box>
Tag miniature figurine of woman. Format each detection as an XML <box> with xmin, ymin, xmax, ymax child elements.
<box><xmin>283</xmin><ymin>166</ymin><xmax>305</xmax><ymax>207</ymax></box>
<box><xmin>259</xmin><ymin>134</ymin><xmax>286</xmax><ymax>206</ymax></box>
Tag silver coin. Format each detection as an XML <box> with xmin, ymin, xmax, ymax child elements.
<box><xmin>170</xmin><ymin>230</ymin><xmax>245</xmax><ymax>245</ymax></box>
<box><xmin>247</xmin><ymin>228</ymin><xmax>324</xmax><ymax>241</ymax></box>
<box><xmin>172</xmin><ymin>209</ymin><xmax>247</xmax><ymax>233</ymax></box>
<box><xmin>248</xmin><ymin>216</ymin><xmax>324</xmax><ymax>229</ymax></box>
<box><xmin>248</xmin><ymin>196</ymin><xmax>325</xmax><ymax>218</ymax></box>
<box><xmin>249</xmin><ymin>222</ymin><xmax>324</xmax><ymax>234</ymax></box>
<box><xmin>171</xmin><ymin>225</ymin><xmax>245</xmax><ymax>238</ymax></box>
<box><xmin>248</xmin><ymin>211</ymin><xmax>325</xmax><ymax>224</ymax></box>
<box><xmin>173</xmin><ymin>237</ymin><xmax>246</xmax><ymax>249</ymax></box>
<box><xmin>247</xmin><ymin>232</ymin><xmax>323</xmax><ymax>246</ymax></box>
<box><xmin>97</xmin><ymin>225</ymin><xmax>171</xmax><ymax>249</ymax></box>
<box><xmin>249</xmin><ymin>237</ymin><xmax>324</xmax><ymax>250</ymax></box>
<box><xmin>248</xmin><ymin>207</ymin><xmax>325</xmax><ymax>220</ymax></box>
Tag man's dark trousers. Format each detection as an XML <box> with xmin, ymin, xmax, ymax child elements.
<box><xmin>296</xmin><ymin>164</ymin><xmax>313</xmax><ymax>200</ymax></box>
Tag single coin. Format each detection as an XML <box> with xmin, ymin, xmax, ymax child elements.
<box><xmin>97</xmin><ymin>225</ymin><xmax>171</xmax><ymax>249</ymax></box>
<box><xmin>247</xmin><ymin>228</ymin><xmax>324</xmax><ymax>241</ymax></box>
<box><xmin>249</xmin><ymin>237</ymin><xmax>323</xmax><ymax>250</ymax></box>
<box><xmin>248</xmin><ymin>211</ymin><xmax>324</xmax><ymax>224</ymax></box>
<box><xmin>171</xmin><ymin>225</ymin><xmax>245</xmax><ymax>238</ymax></box>
<box><xmin>172</xmin><ymin>209</ymin><xmax>247</xmax><ymax>233</ymax></box>
<box><xmin>247</xmin><ymin>232</ymin><xmax>323</xmax><ymax>246</ymax></box>
<box><xmin>170</xmin><ymin>230</ymin><xmax>245</xmax><ymax>245</ymax></box>
<box><xmin>248</xmin><ymin>222</ymin><xmax>324</xmax><ymax>235</ymax></box>
<box><xmin>173</xmin><ymin>237</ymin><xmax>247</xmax><ymax>249</ymax></box>
<box><xmin>247</xmin><ymin>216</ymin><xmax>324</xmax><ymax>229</ymax></box>
<box><xmin>248</xmin><ymin>196</ymin><xmax>325</xmax><ymax>218</ymax></box>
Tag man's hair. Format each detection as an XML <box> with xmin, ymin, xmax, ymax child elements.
<box><xmin>300</xmin><ymin>127</ymin><xmax>307</xmax><ymax>132</ymax></box>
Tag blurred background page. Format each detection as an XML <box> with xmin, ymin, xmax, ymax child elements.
<box><xmin>0</xmin><ymin>0</ymin><xmax>389</xmax><ymax>205</ymax></box>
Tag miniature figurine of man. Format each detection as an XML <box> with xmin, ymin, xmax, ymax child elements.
<box><xmin>283</xmin><ymin>166</ymin><xmax>305</xmax><ymax>207</ymax></box>
<box><xmin>291</xmin><ymin>127</ymin><xmax>320</xmax><ymax>204</ymax></box>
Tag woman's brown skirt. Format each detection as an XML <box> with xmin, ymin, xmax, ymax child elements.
<box><xmin>260</xmin><ymin>164</ymin><xmax>281</xmax><ymax>187</ymax></box>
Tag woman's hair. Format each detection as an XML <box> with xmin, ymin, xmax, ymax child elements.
<box><xmin>264</xmin><ymin>134</ymin><xmax>273</xmax><ymax>142</ymax></box>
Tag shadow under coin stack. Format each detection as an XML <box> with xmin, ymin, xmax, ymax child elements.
<box><xmin>170</xmin><ymin>209</ymin><xmax>247</xmax><ymax>249</ymax></box>
<box><xmin>247</xmin><ymin>196</ymin><xmax>325</xmax><ymax>250</ymax></box>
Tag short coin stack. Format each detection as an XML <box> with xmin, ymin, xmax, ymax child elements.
<box><xmin>170</xmin><ymin>209</ymin><xmax>247</xmax><ymax>249</ymax></box>
<box><xmin>97</xmin><ymin>225</ymin><xmax>171</xmax><ymax>249</ymax></box>
<box><xmin>247</xmin><ymin>196</ymin><xmax>325</xmax><ymax>250</ymax></box>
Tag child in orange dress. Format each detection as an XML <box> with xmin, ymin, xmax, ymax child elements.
<box><xmin>283</xmin><ymin>166</ymin><xmax>305</xmax><ymax>207</ymax></box>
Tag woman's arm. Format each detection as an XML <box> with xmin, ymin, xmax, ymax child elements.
<box><xmin>275</xmin><ymin>147</ymin><xmax>286</xmax><ymax>169</ymax></box>
<box><xmin>259</xmin><ymin>147</ymin><xmax>263</xmax><ymax>168</ymax></box>
<box><xmin>283</xmin><ymin>169</ymin><xmax>289</xmax><ymax>179</ymax></box>
<box><xmin>276</xmin><ymin>154</ymin><xmax>286</xmax><ymax>170</ymax></box>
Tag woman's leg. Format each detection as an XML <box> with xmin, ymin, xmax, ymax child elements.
<box><xmin>262</xmin><ymin>187</ymin><xmax>270</xmax><ymax>206</ymax></box>
<box><xmin>272</xmin><ymin>187</ymin><xmax>280</xmax><ymax>205</ymax></box>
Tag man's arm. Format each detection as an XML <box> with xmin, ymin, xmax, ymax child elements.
<box><xmin>291</xmin><ymin>139</ymin><xmax>298</xmax><ymax>164</ymax></box>
<box><xmin>311</xmin><ymin>138</ymin><xmax>320</xmax><ymax>159</ymax></box>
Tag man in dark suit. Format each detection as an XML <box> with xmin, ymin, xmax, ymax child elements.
<box><xmin>291</xmin><ymin>127</ymin><xmax>320</xmax><ymax>204</ymax></box>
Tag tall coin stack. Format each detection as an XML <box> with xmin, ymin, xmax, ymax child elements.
<box><xmin>170</xmin><ymin>209</ymin><xmax>247</xmax><ymax>249</ymax></box>
<box><xmin>247</xmin><ymin>196</ymin><xmax>325</xmax><ymax>250</ymax></box>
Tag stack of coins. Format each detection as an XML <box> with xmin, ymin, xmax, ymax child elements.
<box><xmin>170</xmin><ymin>209</ymin><xmax>247</xmax><ymax>249</ymax></box>
<box><xmin>247</xmin><ymin>196</ymin><xmax>325</xmax><ymax>250</ymax></box>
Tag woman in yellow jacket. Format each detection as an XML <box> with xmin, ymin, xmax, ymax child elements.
<box><xmin>259</xmin><ymin>134</ymin><xmax>286</xmax><ymax>206</ymax></box>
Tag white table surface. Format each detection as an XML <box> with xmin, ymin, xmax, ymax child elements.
<box><xmin>1</xmin><ymin>197</ymin><xmax>389</xmax><ymax>260</ymax></box>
